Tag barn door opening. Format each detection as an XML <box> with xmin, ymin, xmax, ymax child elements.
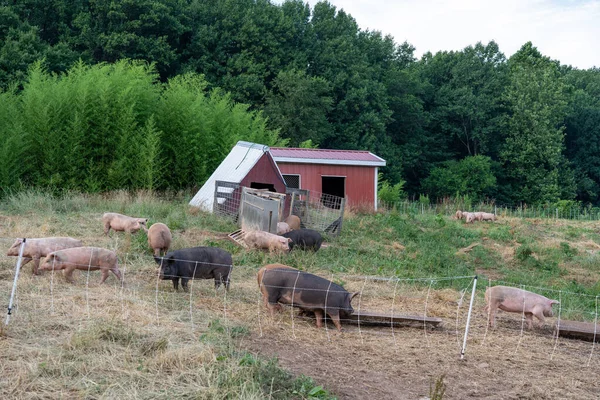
<box><xmin>321</xmin><ymin>176</ymin><xmax>345</xmax><ymax>209</ymax></box>
<box><xmin>250</xmin><ymin>182</ymin><xmax>276</xmax><ymax>192</ymax></box>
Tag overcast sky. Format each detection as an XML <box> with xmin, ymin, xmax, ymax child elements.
<box><xmin>296</xmin><ymin>0</ymin><xmax>600</xmax><ymax>69</ymax></box>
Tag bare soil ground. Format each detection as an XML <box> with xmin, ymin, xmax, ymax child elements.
<box><xmin>244</xmin><ymin>318</ymin><xmax>600</xmax><ymax>400</ymax></box>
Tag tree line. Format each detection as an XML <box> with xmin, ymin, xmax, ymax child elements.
<box><xmin>1</xmin><ymin>0</ymin><xmax>599</xmax><ymax>206</ymax></box>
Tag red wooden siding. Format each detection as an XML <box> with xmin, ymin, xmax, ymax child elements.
<box><xmin>240</xmin><ymin>153</ymin><xmax>287</xmax><ymax>194</ymax></box>
<box><xmin>277</xmin><ymin>163</ymin><xmax>376</xmax><ymax>208</ymax></box>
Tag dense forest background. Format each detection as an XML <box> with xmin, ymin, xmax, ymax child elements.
<box><xmin>1</xmin><ymin>0</ymin><xmax>599</xmax><ymax>206</ymax></box>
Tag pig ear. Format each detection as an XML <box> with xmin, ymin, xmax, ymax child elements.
<box><xmin>550</xmin><ymin>300</ymin><xmax>560</xmax><ymax>305</ymax></box>
<box><xmin>287</xmin><ymin>238</ymin><xmax>292</xmax><ymax>243</ymax></box>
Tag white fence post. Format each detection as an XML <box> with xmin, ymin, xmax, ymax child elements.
<box><xmin>5</xmin><ymin>238</ymin><xmax>26</xmax><ymax>326</ymax></box>
<box><xmin>460</xmin><ymin>275</ymin><xmax>478</xmax><ymax>360</ymax></box>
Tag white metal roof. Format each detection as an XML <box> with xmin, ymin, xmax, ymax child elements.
<box><xmin>189</xmin><ymin>141</ymin><xmax>281</xmax><ymax>211</ymax></box>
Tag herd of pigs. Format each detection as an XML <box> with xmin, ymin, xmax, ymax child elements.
<box><xmin>455</xmin><ymin>210</ymin><xmax>497</xmax><ymax>223</ymax></box>
<box><xmin>5</xmin><ymin>211</ymin><xmax>560</xmax><ymax>332</ymax></box>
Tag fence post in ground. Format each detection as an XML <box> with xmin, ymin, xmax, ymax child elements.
<box><xmin>460</xmin><ymin>275</ymin><xmax>478</xmax><ymax>360</ymax></box>
<box><xmin>5</xmin><ymin>238</ymin><xmax>26</xmax><ymax>326</ymax></box>
<box><xmin>289</xmin><ymin>193</ymin><xmax>295</xmax><ymax>219</ymax></box>
<box><xmin>338</xmin><ymin>198</ymin><xmax>346</xmax><ymax>233</ymax></box>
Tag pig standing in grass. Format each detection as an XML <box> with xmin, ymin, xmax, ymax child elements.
<box><xmin>103</xmin><ymin>212</ymin><xmax>148</xmax><ymax>236</ymax></box>
<box><xmin>282</xmin><ymin>229</ymin><xmax>323</xmax><ymax>251</ymax></box>
<box><xmin>484</xmin><ymin>285</ymin><xmax>559</xmax><ymax>329</ymax></box>
<box><xmin>39</xmin><ymin>247</ymin><xmax>122</xmax><ymax>284</ymax></box>
<box><xmin>480</xmin><ymin>212</ymin><xmax>497</xmax><ymax>222</ymax></box>
<box><xmin>277</xmin><ymin>222</ymin><xmax>291</xmax><ymax>235</ymax></box>
<box><xmin>147</xmin><ymin>223</ymin><xmax>172</xmax><ymax>256</ymax></box>
<box><xmin>284</xmin><ymin>215</ymin><xmax>301</xmax><ymax>230</ymax></box>
<box><xmin>244</xmin><ymin>231</ymin><xmax>291</xmax><ymax>253</ymax></box>
<box><xmin>6</xmin><ymin>237</ymin><xmax>83</xmax><ymax>275</ymax></box>
<box><xmin>154</xmin><ymin>247</ymin><xmax>232</xmax><ymax>292</ymax></box>
<box><xmin>465</xmin><ymin>212</ymin><xmax>475</xmax><ymax>224</ymax></box>
<box><xmin>257</xmin><ymin>263</ymin><xmax>358</xmax><ymax>332</ymax></box>
<box><xmin>455</xmin><ymin>210</ymin><xmax>463</xmax><ymax>220</ymax></box>
<box><xmin>473</xmin><ymin>212</ymin><xmax>484</xmax><ymax>222</ymax></box>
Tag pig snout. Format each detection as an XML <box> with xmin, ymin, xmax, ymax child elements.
<box><xmin>544</xmin><ymin>300</ymin><xmax>560</xmax><ymax>317</ymax></box>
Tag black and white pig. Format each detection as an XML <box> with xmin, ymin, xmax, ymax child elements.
<box><xmin>257</xmin><ymin>263</ymin><xmax>358</xmax><ymax>331</ymax></box>
<box><xmin>282</xmin><ymin>229</ymin><xmax>323</xmax><ymax>251</ymax></box>
<box><xmin>154</xmin><ymin>247</ymin><xmax>233</xmax><ymax>292</ymax></box>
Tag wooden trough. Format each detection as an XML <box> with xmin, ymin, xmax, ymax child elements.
<box><xmin>347</xmin><ymin>310</ymin><xmax>443</xmax><ymax>329</ymax></box>
<box><xmin>556</xmin><ymin>320</ymin><xmax>600</xmax><ymax>342</ymax></box>
<box><xmin>302</xmin><ymin>310</ymin><xmax>443</xmax><ymax>329</ymax></box>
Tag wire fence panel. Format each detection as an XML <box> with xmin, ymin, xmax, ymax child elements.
<box><xmin>213</xmin><ymin>180</ymin><xmax>241</xmax><ymax>220</ymax></box>
<box><xmin>287</xmin><ymin>189</ymin><xmax>345</xmax><ymax>236</ymax></box>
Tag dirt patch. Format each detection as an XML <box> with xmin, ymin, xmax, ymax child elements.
<box><xmin>244</xmin><ymin>316</ymin><xmax>600</xmax><ymax>399</ymax></box>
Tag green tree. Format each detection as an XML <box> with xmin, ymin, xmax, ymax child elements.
<box><xmin>264</xmin><ymin>69</ymin><xmax>333</xmax><ymax>147</ymax></box>
<box><xmin>500</xmin><ymin>42</ymin><xmax>572</xmax><ymax>204</ymax></box>
<box><xmin>71</xmin><ymin>0</ymin><xmax>186</xmax><ymax>79</ymax></box>
<box><xmin>564</xmin><ymin>68</ymin><xmax>600</xmax><ymax>204</ymax></box>
<box><xmin>422</xmin><ymin>155</ymin><xmax>496</xmax><ymax>201</ymax></box>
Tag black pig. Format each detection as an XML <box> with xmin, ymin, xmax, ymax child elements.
<box><xmin>154</xmin><ymin>247</ymin><xmax>232</xmax><ymax>292</ymax></box>
<box><xmin>282</xmin><ymin>229</ymin><xmax>323</xmax><ymax>251</ymax></box>
<box><xmin>257</xmin><ymin>263</ymin><xmax>358</xmax><ymax>331</ymax></box>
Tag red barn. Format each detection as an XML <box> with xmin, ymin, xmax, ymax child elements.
<box><xmin>271</xmin><ymin>147</ymin><xmax>386</xmax><ymax>210</ymax></box>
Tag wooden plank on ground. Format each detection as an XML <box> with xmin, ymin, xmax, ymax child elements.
<box><xmin>556</xmin><ymin>320</ymin><xmax>600</xmax><ymax>342</ymax></box>
<box><xmin>347</xmin><ymin>310</ymin><xmax>443</xmax><ymax>328</ymax></box>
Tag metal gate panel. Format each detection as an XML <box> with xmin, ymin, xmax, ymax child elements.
<box><xmin>239</xmin><ymin>188</ymin><xmax>286</xmax><ymax>234</ymax></box>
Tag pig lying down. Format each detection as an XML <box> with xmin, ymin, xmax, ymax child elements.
<box><xmin>154</xmin><ymin>246</ymin><xmax>233</xmax><ymax>292</ymax></box>
<box><xmin>257</xmin><ymin>263</ymin><xmax>358</xmax><ymax>332</ymax></box>
<box><xmin>39</xmin><ymin>247</ymin><xmax>123</xmax><ymax>284</ymax></box>
<box><xmin>484</xmin><ymin>285</ymin><xmax>559</xmax><ymax>329</ymax></box>
<box><xmin>103</xmin><ymin>212</ymin><xmax>148</xmax><ymax>236</ymax></box>
<box><xmin>6</xmin><ymin>237</ymin><xmax>83</xmax><ymax>275</ymax></box>
<box><xmin>244</xmin><ymin>230</ymin><xmax>291</xmax><ymax>253</ymax></box>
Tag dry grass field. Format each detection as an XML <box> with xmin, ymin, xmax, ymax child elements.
<box><xmin>1</xmin><ymin>191</ymin><xmax>600</xmax><ymax>399</ymax></box>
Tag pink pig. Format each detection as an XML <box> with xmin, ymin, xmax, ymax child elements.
<box><xmin>484</xmin><ymin>285</ymin><xmax>559</xmax><ymax>329</ymax></box>
<box><xmin>6</xmin><ymin>237</ymin><xmax>83</xmax><ymax>275</ymax></box>
<box><xmin>39</xmin><ymin>247</ymin><xmax>122</xmax><ymax>284</ymax></box>
<box><xmin>244</xmin><ymin>230</ymin><xmax>292</xmax><ymax>253</ymax></box>
<box><xmin>277</xmin><ymin>222</ymin><xmax>291</xmax><ymax>235</ymax></box>
<box><xmin>465</xmin><ymin>212</ymin><xmax>475</xmax><ymax>224</ymax></box>
<box><xmin>102</xmin><ymin>212</ymin><xmax>148</xmax><ymax>236</ymax></box>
